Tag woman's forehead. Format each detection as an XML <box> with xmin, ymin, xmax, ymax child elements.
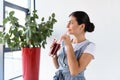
<box><xmin>69</xmin><ymin>16</ymin><xmax>76</xmax><ymax>21</ymax></box>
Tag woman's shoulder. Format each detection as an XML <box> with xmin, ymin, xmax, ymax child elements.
<box><xmin>86</xmin><ymin>40</ymin><xmax>96</xmax><ymax>49</ymax></box>
<box><xmin>73</xmin><ymin>39</ymin><xmax>95</xmax><ymax>47</ymax></box>
<box><xmin>73</xmin><ymin>40</ymin><xmax>95</xmax><ymax>52</ymax></box>
<box><xmin>83</xmin><ymin>40</ymin><xmax>96</xmax><ymax>59</ymax></box>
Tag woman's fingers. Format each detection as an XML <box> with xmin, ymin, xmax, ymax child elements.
<box><xmin>50</xmin><ymin>39</ymin><xmax>57</xmax><ymax>48</ymax></box>
<box><xmin>49</xmin><ymin>39</ymin><xmax>57</xmax><ymax>56</ymax></box>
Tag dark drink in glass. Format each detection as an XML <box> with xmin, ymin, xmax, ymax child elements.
<box><xmin>50</xmin><ymin>41</ymin><xmax>61</xmax><ymax>55</ymax></box>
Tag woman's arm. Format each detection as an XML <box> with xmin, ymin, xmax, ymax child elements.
<box><xmin>52</xmin><ymin>55</ymin><xmax>59</xmax><ymax>69</ymax></box>
<box><xmin>66</xmin><ymin>43</ymin><xmax>93</xmax><ymax>76</ymax></box>
<box><xmin>49</xmin><ymin>39</ymin><xmax>60</xmax><ymax>69</ymax></box>
<box><xmin>61</xmin><ymin>34</ymin><xmax>94</xmax><ymax>76</ymax></box>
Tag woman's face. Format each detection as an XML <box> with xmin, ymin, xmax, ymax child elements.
<box><xmin>67</xmin><ymin>16</ymin><xmax>82</xmax><ymax>35</ymax></box>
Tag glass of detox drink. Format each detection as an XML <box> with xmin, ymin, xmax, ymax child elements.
<box><xmin>50</xmin><ymin>39</ymin><xmax>61</xmax><ymax>56</ymax></box>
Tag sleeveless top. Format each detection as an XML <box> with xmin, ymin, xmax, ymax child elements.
<box><xmin>53</xmin><ymin>40</ymin><xmax>94</xmax><ymax>80</ymax></box>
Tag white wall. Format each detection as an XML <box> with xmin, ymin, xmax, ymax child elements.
<box><xmin>36</xmin><ymin>0</ymin><xmax>120</xmax><ymax>80</ymax></box>
<box><xmin>0</xmin><ymin>0</ymin><xmax>3</xmax><ymax>25</ymax></box>
<box><xmin>0</xmin><ymin>0</ymin><xmax>3</xmax><ymax>80</ymax></box>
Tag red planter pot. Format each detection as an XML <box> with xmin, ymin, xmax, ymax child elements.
<box><xmin>22</xmin><ymin>48</ymin><xmax>40</xmax><ymax>80</ymax></box>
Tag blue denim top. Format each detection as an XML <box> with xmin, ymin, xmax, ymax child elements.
<box><xmin>57</xmin><ymin>40</ymin><xmax>91</xmax><ymax>79</ymax></box>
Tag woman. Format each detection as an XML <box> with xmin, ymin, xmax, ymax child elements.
<box><xmin>50</xmin><ymin>11</ymin><xmax>95</xmax><ymax>80</ymax></box>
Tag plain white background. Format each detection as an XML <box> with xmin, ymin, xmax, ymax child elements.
<box><xmin>0</xmin><ymin>0</ymin><xmax>120</xmax><ymax>80</ymax></box>
<box><xmin>0</xmin><ymin>0</ymin><xmax>3</xmax><ymax>25</ymax></box>
<box><xmin>36</xmin><ymin>0</ymin><xmax>120</xmax><ymax>80</ymax></box>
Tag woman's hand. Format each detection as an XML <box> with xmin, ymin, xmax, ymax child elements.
<box><xmin>61</xmin><ymin>33</ymin><xmax>71</xmax><ymax>46</ymax></box>
<box><xmin>50</xmin><ymin>39</ymin><xmax>59</xmax><ymax>68</ymax></box>
<box><xmin>49</xmin><ymin>39</ymin><xmax>57</xmax><ymax>56</ymax></box>
<box><xmin>49</xmin><ymin>39</ymin><xmax>61</xmax><ymax>57</ymax></box>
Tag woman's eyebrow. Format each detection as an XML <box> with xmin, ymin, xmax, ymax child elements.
<box><xmin>68</xmin><ymin>20</ymin><xmax>73</xmax><ymax>22</ymax></box>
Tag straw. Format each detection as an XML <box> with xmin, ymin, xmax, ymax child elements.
<box><xmin>57</xmin><ymin>31</ymin><xmax>68</xmax><ymax>44</ymax></box>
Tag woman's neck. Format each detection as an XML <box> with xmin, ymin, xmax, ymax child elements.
<box><xmin>72</xmin><ymin>34</ymin><xmax>86</xmax><ymax>43</ymax></box>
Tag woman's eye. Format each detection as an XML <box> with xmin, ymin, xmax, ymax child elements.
<box><xmin>67</xmin><ymin>21</ymin><xmax>73</xmax><ymax>24</ymax></box>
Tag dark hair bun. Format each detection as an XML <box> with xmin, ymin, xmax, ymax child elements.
<box><xmin>85</xmin><ymin>22</ymin><xmax>95</xmax><ymax>32</ymax></box>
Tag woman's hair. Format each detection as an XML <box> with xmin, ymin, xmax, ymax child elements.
<box><xmin>69</xmin><ymin>11</ymin><xmax>95</xmax><ymax>32</ymax></box>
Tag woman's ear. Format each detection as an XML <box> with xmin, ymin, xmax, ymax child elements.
<box><xmin>79</xmin><ymin>23</ymin><xmax>85</xmax><ymax>30</ymax></box>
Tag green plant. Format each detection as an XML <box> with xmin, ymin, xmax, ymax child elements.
<box><xmin>0</xmin><ymin>10</ymin><xmax>57</xmax><ymax>49</ymax></box>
